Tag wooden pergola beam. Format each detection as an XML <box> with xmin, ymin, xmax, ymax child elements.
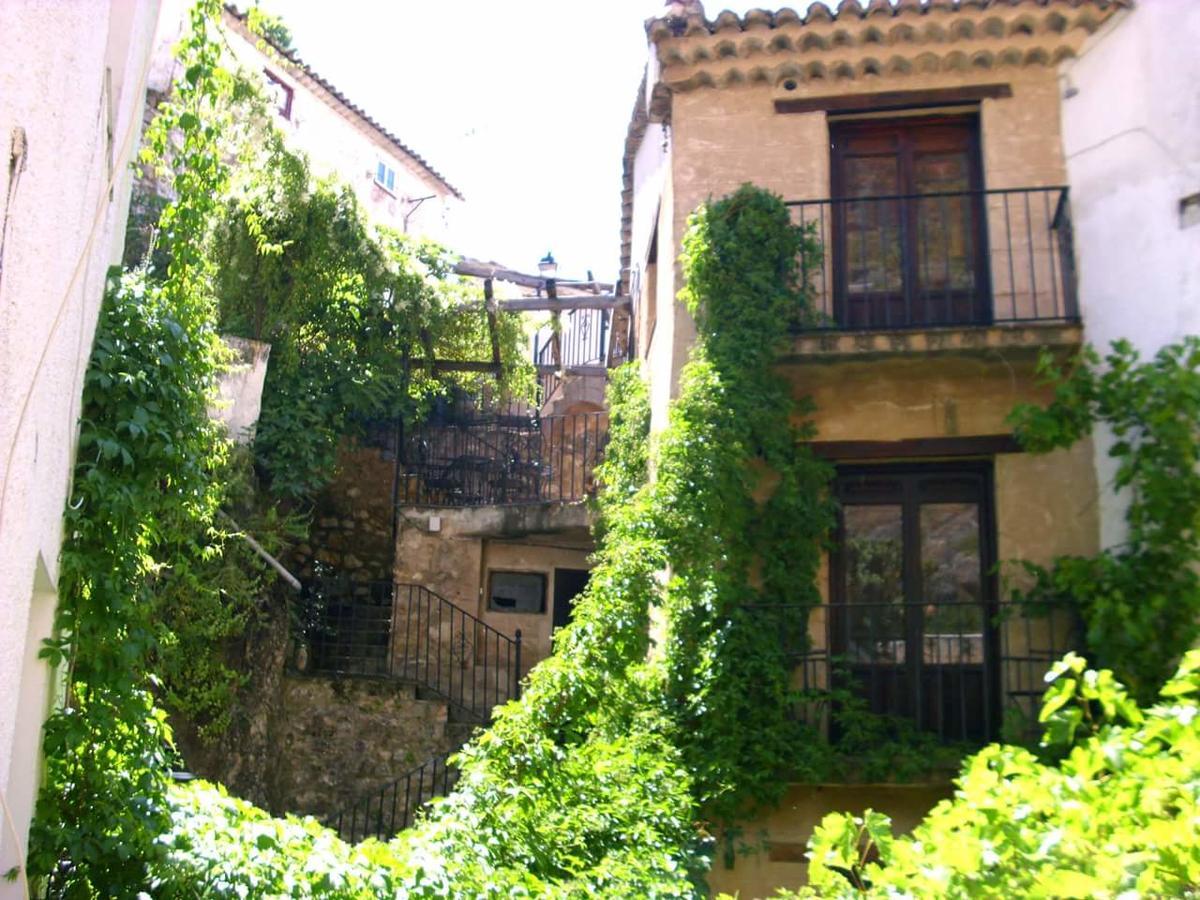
<box><xmin>497</xmin><ymin>295</ymin><xmax>630</xmax><ymax>312</ymax></box>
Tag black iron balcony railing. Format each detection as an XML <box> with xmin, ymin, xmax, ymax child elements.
<box><xmin>399</xmin><ymin>409</ymin><xmax>608</xmax><ymax>507</ymax></box>
<box><xmin>300</xmin><ymin>580</ymin><xmax>522</xmax><ymax>722</ymax></box>
<box><xmin>786</xmin><ymin>186</ymin><xmax>1078</xmax><ymax>332</ymax></box>
<box><xmin>535</xmin><ymin>308</ymin><xmax>612</xmax><ymax>400</ymax></box>
<box><xmin>329</xmin><ymin>750</ymin><xmax>456</xmax><ymax>843</ymax></box>
<box><xmin>744</xmin><ymin>599</ymin><xmax>1077</xmax><ymax>745</ymax></box>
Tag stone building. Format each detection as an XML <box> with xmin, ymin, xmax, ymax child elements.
<box><xmin>621</xmin><ymin>0</ymin><xmax>1129</xmax><ymax>894</ymax></box>
<box><xmin>0</xmin><ymin>2</ymin><xmax>162</xmax><ymax>892</ymax></box>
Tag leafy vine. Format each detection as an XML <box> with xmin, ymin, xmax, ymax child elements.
<box><xmin>1008</xmin><ymin>338</ymin><xmax>1200</xmax><ymax>700</ymax></box>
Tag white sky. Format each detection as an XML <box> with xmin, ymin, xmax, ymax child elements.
<box><xmin>254</xmin><ymin>1</ymin><xmax>763</xmax><ymax>283</ymax></box>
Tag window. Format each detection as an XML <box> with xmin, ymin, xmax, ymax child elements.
<box><xmin>832</xmin><ymin>464</ymin><xmax>996</xmax><ymax>742</ymax></box>
<box><xmin>263</xmin><ymin>70</ymin><xmax>293</xmax><ymax>120</ymax></box>
<box><xmin>375</xmin><ymin>160</ymin><xmax>397</xmax><ymax>194</ymax></box>
<box><xmin>487</xmin><ymin>571</ymin><xmax>546</xmax><ymax>614</ymax></box>
<box><xmin>831</xmin><ymin>115</ymin><xmax>987</xmax><ymax>329</ymax></box>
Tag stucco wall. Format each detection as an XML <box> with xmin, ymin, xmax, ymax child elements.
<box><xmin>1060</xmin><ymin>2</ymin><xmax>1200</xmax><ymax>548</ymax></box>
<box><xmin>149</xmin><ymin>0</ymin><xmax>459</xmax><ymax>242</ymax></box>
<box><xmin>394</xmin><ymin>505</ymin><xmax>593</xmax><ymax>672</ymax></box>
<box><xmin>0</xmin><ymin>0</ymin><xmax>161</xmax><ymax>888</ymax></box>
<box><xmin>707</xmin><ymin>782</ymin><xmax>954</xmax><ymax>898</ymax></box>
<box><xmin>212</xmin><ymin>336</ymin><xmax>271</xmax><ymax>445</ymax></box>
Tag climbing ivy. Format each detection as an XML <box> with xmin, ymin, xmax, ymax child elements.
<box><xmin>1008</xmin><ymin>338</ymin><xmax>1200</xmax><ymax>701</ymax></box>
<box><xmin>150</xmin><ymin>185</ymin><xmax>844</xmax><ymax>896</ymax></box>
<box><xmin>210</xmin><ymin>144</ymin><xmax>530</xmax><ymax>500</ymax></box>
<box><xmin>27</xmin><ymin>2</ymin><xmax>521</xmax><ymax>893</ymax></box>
<box><xmin>28</xmin><ymin>2</ymin><xmax>235</xmax><ymax>893</ymax></box>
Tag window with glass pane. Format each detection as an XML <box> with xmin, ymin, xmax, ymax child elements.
<box><xmin>832</xmin><ymin>116</ymin><xmax>987</xmax><ymax>329</ymax></box>
<box><xmin>488</xmin><ymin>571</ymin><xmax>546</xmax><ymax>614</ymax></box>
<box><xmin>834</xmin><ymin>466</ymin><xmax>995</xmax><ymax>742</ymax></box>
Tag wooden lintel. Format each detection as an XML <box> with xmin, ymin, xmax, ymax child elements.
<box><xmin>499</xmin><ymin>295</ymin><xmax>630</xmax><ymax>312</ymax></box>
<box><xmin>808</xmin><ymin>434</ymin><xmax>1022</xmax><ymax>461</ymax></box>
<box><xmin>775</xmin><ymin>83</ymin><xmax>1013</xmax><ymax>116</ymax></box>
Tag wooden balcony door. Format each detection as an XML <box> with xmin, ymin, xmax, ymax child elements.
<box><xmin>831</xmin><ymin>466</ymin><xmax>999</xmax><ymax>742</ymax></box>
<box><xmin>831</xmin><ymin>116</ymin><xmax>989</xmax><ymax>329</ymax></box>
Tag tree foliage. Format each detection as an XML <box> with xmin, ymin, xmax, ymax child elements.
<box><xmin>211</xmin><ymin>147</ymin><xmax>529</xmax><ymax>499</ymax></box>
<box><xmin>784</xmin><ymin>650</ymin><xmax>1200</xmax><ymax>898</ymax></box>
<box><xmin>1008</xmin><ymin>338</ymin><xmax>1200</xmax><ymax>700</ymax></box>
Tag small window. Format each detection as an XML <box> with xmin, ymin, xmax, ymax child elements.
<box><xmin>487</xmin><ymin>571</ymin><xmax>546</xmax><ymax>614</ymax></box>
<box><xmin>375</xmin><ymin>161</ymin><xmax>397</xmax><ymax>194</ymax></box>
<box><xmin>263</xmin><ymin>69</ymin><xmax>294</xmax><ymax>120</ymax></box>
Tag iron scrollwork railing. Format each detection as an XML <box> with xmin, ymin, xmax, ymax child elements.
<box><xmin>301</xmin><ymin>580</ymin><xmax>522</xmax><ymax>723</ymax></box>
<box><xmin>329</xmin><ymin>751</ymin><xmax>456</xmax><ymax>844</ymax></box>
<box><xmin>399</xmin><ymin>409</ymin><xmax>608</xmax><ymax>507</ymax></box>
<box><xmin>744</xmin><ymin>599</ymin><xmax>1077</xmax><ymax>745</ymax></box>
<box><xmin>786</xmin><ymin>186</ymin><xmax>1079</xmax><ymax>332</ymax></box>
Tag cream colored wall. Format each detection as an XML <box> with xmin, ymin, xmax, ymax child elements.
<box><xmin>394</xmin><ymin>506</ymin><xmax>594</xmax><ymax>673</ymax></box>
<box><xmin>1060</xmin><ymin>2</ymin><xmax>1200</xmax><ymax>549</ymax></box>
<box><xmin>480</xmin><ymin>541</ymin><xmax>593</xmax><ymax>668</ymax></box>
<box><xmin>0</xmin><ymin>1</ymin><xmax>161</xmax><ymax>889</ymax></box>
<box><xmin>708</xmin><ymin>782</ymin><xmax>953</xmax><ymax>898</ymax></box>
<box><xmin>150</xmin><ymin>1</ymin><xmax>459</xmax><ymax>242</ymax></box>
<box><xmin>658</xmin><ymin>65</ymin><xmax>1071</xmax><ymax>409</ymax></box>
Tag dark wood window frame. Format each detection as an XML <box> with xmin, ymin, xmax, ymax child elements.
<box><xmin>263</xmin><ymin>69</ymin><xmax>294</xmax><ymax>120</ymax></box>
<box><xmin>830</xmin><ymin>461</ymin><xmax>1001</xmax><ymax>742</ymax></box>
<box><xmin>830</xmin><ymin>113</ymin><xmax>992</xmax><ymax>330</ymax></box>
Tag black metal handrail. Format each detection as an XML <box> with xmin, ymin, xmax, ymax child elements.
<box><xmin>328</xmin><ymin>750</ymin><xmax>456</xmax><ymax>843</ymax></box>
<box><xmin>399</xmin><ymin>410</ymin><xmax>609</xmax><ymax>507</ymax></box>
<box><xmin>785</xmin><ymin>186</ymin><xmax>1078</xmax><ymax>332</ymax></box>
<box><xmin>534</xmin><ymin>309</ymin><xmax>613</xmax><ymax>400</ymax></box>
<box><xmin>301</xmin><ymin>580</ymin><xmax>522</xmax><ymax>723</ymax></box>
<box><xmin>741</xmin><ymin>600</ymin><xmax>1077</xmax><ymax>745</ymax></box>
<box><xmin>393</xmin><ymin>582</ymin><xmax>521</xmax><ymax>721</ymax></box>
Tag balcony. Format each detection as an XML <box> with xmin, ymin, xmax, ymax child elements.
<box><xmin>786</xmin><ymin>186</ymin><xmax>1078</xmax><ymax>338</ymax></box>
<box><xmin>398</xmin><ymin>402</ymin><xmax>608</xmax><ymax>507</ymax></box>
<box><xmin>746</xmin><ymin>599</ymin><xmax>1077</xmax><ymax>746</ymax></box>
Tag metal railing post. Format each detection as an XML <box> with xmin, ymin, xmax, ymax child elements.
<box><xmin>514</xmin><ymin>628</ymin><xmax>522</xmax><ymax>701</ymax></box>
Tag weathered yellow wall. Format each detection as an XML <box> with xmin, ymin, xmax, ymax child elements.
<box><xmin>394</xmin><ymin>506</ymin><xmax>593</xmax><ymax>672</ymax></box>
<box><xmin>658</xmin><ymin>64</ymin><xmax>1071</xmax><ymax>411</ymax></box>
<box><xmin>707</xmin><ymin>782</ymin><xmax>954</xmax><ymax>899</ymax></box>
<box><xmin>480</xmin><ymin>540</ymin><xmax>593</xmax><ymax>670</ymax></box>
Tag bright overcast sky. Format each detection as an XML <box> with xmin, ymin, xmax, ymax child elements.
<box><xmin>253</xmin><ymin>1</ymin><xmax>765</xmax><ymax>283</ymax></box>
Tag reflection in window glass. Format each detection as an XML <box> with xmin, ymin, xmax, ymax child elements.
<box><xmin>920</xmin><ymin>502</ymin><xmax>983</xmax><ymax>664</ymax></box>
<box><xmin>488</xmin><ymin>571</ymin><xmax>546</xmax><ymax>614</ymax></box>
<box><xmin>844</xmin><ymin>504</ymin><xmax>905</xmax><ymax>663</ymax></box>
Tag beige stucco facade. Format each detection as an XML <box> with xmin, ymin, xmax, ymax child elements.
<box><xmin>623</xmin><ymin>3</ymin><xmax>1117</xmax><ymax>895</ymax></box>
<box><xmin>394</xmin><ymin>504</ymin><xmax>594</xmax><ymax>673</ymax></box>
<box><xmin>0</xmin><ymin>1</ymin><xmax>162</xmax><ymax>890</ymax></box>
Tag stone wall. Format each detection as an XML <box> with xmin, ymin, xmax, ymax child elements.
<box><xmin>294</xmin><ymin>442</ymin><xmax>397</xmax><ymax>588</ymax></box>
<box><xmin>265</xmin><ymin>674</ymin><xmax>455</xmax><ymax>820</ymax></box>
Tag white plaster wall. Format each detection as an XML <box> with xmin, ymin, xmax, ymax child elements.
<box><xmin>213</xmin><ymin>337</ymin><xmax>272</xmax><ymax>445</ymax></box>
<box><xmin>0</xmin><ymin>0</ymin><xmax>161</xmax><ymax>889</ymax></box>
<box><xmin>1060</xmin><ymin>1</ymin><xmax>1200</xmax><ymax>547</ymax></box>
<box><xmin>150</xmin><ymin>2</ymin><xmax>460</xmax><ymax>242</ymax></box>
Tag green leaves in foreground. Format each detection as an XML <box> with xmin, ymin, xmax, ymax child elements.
<box><xmin>786</xmin><ymin>650</ymin><xmax>1200</xmax><ymax>898</ymax></box>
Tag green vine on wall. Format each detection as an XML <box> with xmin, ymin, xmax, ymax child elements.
<box><xmin>29</xmin><ymin>2</ymin><xmax>236</xmax><ymax>893</ymax></box>
<box><xmin>1009</xmin><ymin>338</ymin><xmax>1200</xmax><ymax>701</ymax></box>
